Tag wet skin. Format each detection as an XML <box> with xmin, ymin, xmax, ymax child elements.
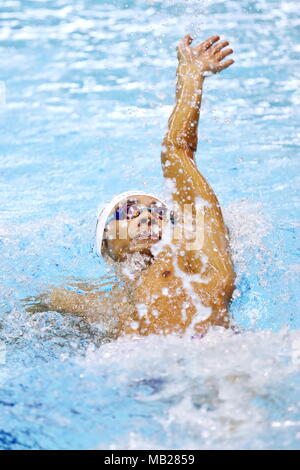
<box><xmin>25</xmin><ymin>35</ymin><xmax>235</xmax><ymax>338</ymax></box>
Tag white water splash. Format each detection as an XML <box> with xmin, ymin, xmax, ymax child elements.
<box><xmin>83</xmin><ymin>327</ymin><xmax>300</xmax><ymax>449</ymax></box>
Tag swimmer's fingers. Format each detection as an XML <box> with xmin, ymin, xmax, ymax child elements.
<box><xmin>213</xmin><ymin>44</ymin><xmax>234</xmax><ymax>73</ymax></box>
<box><xmin>182</xmin><ymin>34</ymin><xmax>193</xmax><ymax>47</ymax></box>
<box><xmin>177</xmin><ymin>34</ymin><xmax>219</xmax><ymax>65</ymax></box>
<box><xmin>212</xmin><ymin>40</ymin><xmax>229</xmax><ymax>55</ymax></box>
<box><xmin>196</xmin><ymin>35</ymin><xmax>220</xmax><ymax>52</ymax></box>
<box><xmin>176</xmin><ymin>34</ymin><xmax>193</xmax><ymax>54</ymax></box>
<box><xmin>176</xmin><ymin>34</ymin><xmax>193</xmax><ymax>61</ymax></box>
<box><xmin>215</xmin><ymin>47</ymin><xmax>234</xmax><ymax>62</ymax></box>
<box><xmin>176</xmin><ymin>34</ymin><xmax>234</xmax><ymax>74</ymax></box>
<box><xmin>216</xmin><ymin>58</ymin><xmax>235</xmax><ymax>72</ymax></box>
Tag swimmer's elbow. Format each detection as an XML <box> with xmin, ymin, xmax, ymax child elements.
<box><xmin>161</xmin><ymin>138</ymin><xmax>195</xmax><ymax>178</ymax></box>
<box><xmin>162</xmin><ymin>135</ymin><xmax>194</xmax><ymax>156</ymax></box>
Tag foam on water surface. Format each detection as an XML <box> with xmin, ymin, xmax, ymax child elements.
<box><xmin>85</xmin><ymin>328</ymin><xmax>300</xmax><ymax>449</ymax></box>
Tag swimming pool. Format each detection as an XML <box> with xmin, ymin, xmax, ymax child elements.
<box><xmin>0</xmin><ymin>0</ymin><xmax>299</xmax><ymax>450</ymax></box>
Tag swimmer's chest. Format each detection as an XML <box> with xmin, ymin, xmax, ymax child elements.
<box><xmin>129</xmin><ymin>259</ymin><xmax>198</xmax><ymax>335</ymax></box>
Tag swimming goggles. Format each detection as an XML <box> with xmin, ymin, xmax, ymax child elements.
<box><xmin>105</xmin><ymin>202</ymin><xmax>168</xmax><ymax>226</ymax></box>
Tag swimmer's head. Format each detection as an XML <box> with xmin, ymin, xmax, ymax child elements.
<box><xmin>96</xmin><ymin>191</ymin><xmax>169</xmax><ymax>262</ymax></box>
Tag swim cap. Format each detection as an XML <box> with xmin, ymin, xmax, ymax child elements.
<box><xmin>95</xmin><ymin>190</ymin><xmax>165</xmax><ymax>256</ymax></box>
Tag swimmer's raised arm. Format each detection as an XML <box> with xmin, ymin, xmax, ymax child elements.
<box><xmin>162</xmin><ymin>34</ymin><xmax>234</xmax><ymax>199</ymax></box>
<box><xmin>161</xmin><ymin>35</ymin><xmax>235</xmax><ymax>294</ymax></box>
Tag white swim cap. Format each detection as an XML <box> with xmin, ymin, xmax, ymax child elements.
<box><xmin>95</xmin><ymin>190</ymin><xmax>165</xmax><ymax>257</ymax></box>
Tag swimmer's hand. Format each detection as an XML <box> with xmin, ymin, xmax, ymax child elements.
<box><xmin>177</xmin><ymin>34</ymin><xmax>234</xmax><ymax>75</ymax></box>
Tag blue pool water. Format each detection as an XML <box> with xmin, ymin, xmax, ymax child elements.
<box><xmin>0</xmin><ymin>0</ymin><xmax>299</xmax><ymax>450</ymax></box>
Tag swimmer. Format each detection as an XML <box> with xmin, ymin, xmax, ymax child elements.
<box><xmin>25</xmin><ymin>35</ymin><xmax>235</xmax><ymax>338</ymax></box>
